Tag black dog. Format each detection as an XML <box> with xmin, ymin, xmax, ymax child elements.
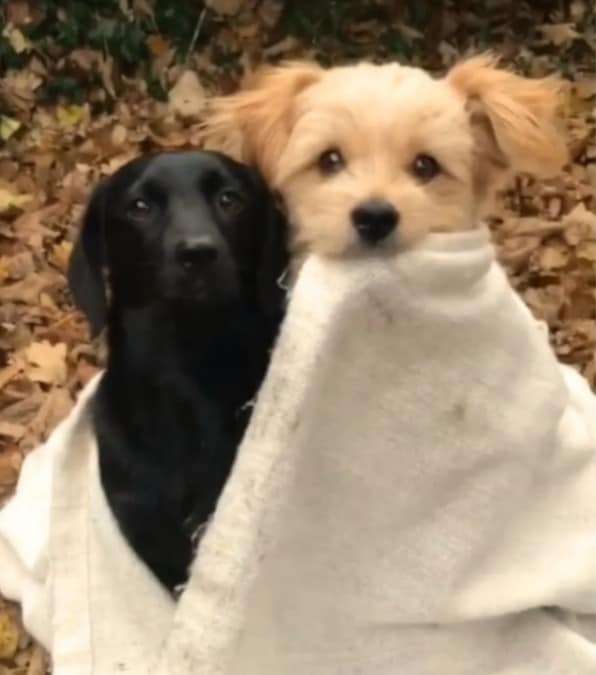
<box><xmin>68</xmin><ymin>150</ymin><xmax>288</xmax><ymax>591</ymax></box>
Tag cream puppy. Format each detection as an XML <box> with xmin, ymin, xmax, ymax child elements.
<box><xmin>202</xmin><ymin>55</ymin><xmax>568</xmax><ymax>269</ymax></box>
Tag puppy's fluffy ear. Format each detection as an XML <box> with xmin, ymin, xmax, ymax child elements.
<box><xmin>202</xmin><ymin>62</ymin><xmax>323</xmax><ymax>183</ymax></box>
<box><xmin>68</xmin><ymin>180</ymin><xmax>109</xmax><ymax>337</ymax></box>
<box><xmin>448</xmin><ymin>54</ymin><xmax>568</xmax><ymax>178</ymax></box>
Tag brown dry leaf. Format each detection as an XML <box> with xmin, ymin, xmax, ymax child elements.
<box><xmin>573</xmin><ymin>77</ymin><xmax>596</xmax><ymax>100</ymax></box>
<box><xmin>577</xmin><ymin>241</ymin><xmax>596</xmax><ymax>262</ymax></box>
<box><xmin>4</xmin><ymin>251</ymin><xmax>35</xmax><ymax>281</ymax></box>
<box><xmin>146</xmin><ymin>34</ymin><xmax>170</xmax><ymax>57</ymax></box>
<box><xmin>0</xmin><ymin>258</ymin><xmax>9</xmax><ymax>285</ymax></box>
<box><xmin>98</xmin><ymin>54</ymin><xmax>118</xmax><ymax>99</ymax></box>
<box><xmin>168</xmin><ymin>70</ymin><xmax>206</xmax><ymax>119</ymax></box>
<box><xmin>5</xmin><ymin>0</ymin><xmax>37</xmax><ymax>27</ymax></box>
<box><xmin>205</xmin><ymin>0</ymin><xmax>244</xmax><ymax>15</ymax></box>
<box><xmin>43</xmin><ymin>387</ymin><xmax>74</xmax><ymax>433</ymax></box>
<box><xmin>26</xmin><ymin>644</ymin><xmax>47</xmax><ymax>675</ymax></box>
<box><xmin>538</xmin><ymin>245</ymin><xmax>569</xmax><ymax>270</ymax></box>
<box><xmin>0</xmin><ymin>421</ymin><xmax>27</xmax><ymax>441</ymax></box>
<box><xmin>0</xmin><ymin>272</ymin><xmax>57</xmax><ymax>304</ymax></box>
<box><xmin>133</xmin><ymin>0</ymin><xmax>156</xmax><ymax>21</ymax></box>
<box><xmin>0</xmin><ymin>69</ymin><xmax>43</xmax><ymax>112</ymax></box>
<box><xmin>562</xmin><ymin>202</ymin><xmax>596</xmax><ymax>243</ymax></box>
<box><xmin>0</xmin><ymin>608</ymin><xmax>19</xmax><ymax>659</ymax></box>
<box><xmin>0</xmin><ymin>453</ymin><xmax>19</xmax><ymax>489</ymax></box>
<box><xmin>524</xmin><ymin>286</ymin><xmax>567</xmax><ymax>323</ymax></box>
<box><xmin>68</xmin><ymin>47</ymin><xmax>101</xmax><ymax>72</ymax></box>
<box><xmin>0</xmin><ymin>188</ymin><xmax>32</xmax><ymax>213</ymax></box>
<box><xmin>23</xmin><ymin>341</ymin><xmax>68</xmax><ymax>386</ymax></box>
<box><xmin>538</xmin><ymin>23</ymin><xmax>580</xmax><ymax>46</ymax></box>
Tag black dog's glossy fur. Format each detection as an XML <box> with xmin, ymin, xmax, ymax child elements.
<box><xmin>68</xmin><ymin>151</ymin><xmax>287</xmax><ymax>591</ymax></box>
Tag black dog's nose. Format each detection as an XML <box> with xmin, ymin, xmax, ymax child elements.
<box><xmin>176</xmin><ymin>237</ymin><xmax>219</xmax><ymax>269</ymax></box>
<box><xmin>351</xmin><ymin>199</ymin><xmax>399</xmax><ymax>244</ymax></box>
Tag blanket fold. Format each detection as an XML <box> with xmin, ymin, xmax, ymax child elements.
<box><xmin>1</xmin><ymin>227</ymin><xmax>595</xmax><ymax>675</ymax></box>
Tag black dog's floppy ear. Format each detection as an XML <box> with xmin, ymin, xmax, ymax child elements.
<box><xmin>68</xmin><ymin>179</ymin><xmax>109</xmax><ymax>337</ymax></box>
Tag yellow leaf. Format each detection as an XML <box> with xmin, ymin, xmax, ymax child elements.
<box><xmin>0</xmin><ymin>114</ymin><xmax>21</xmax><ymax>141</ymax></box>
<box><xmin>50</xmin><ymin>240</ymin><xmax>73</xmax><ymax>272</ymax></box>
<box><xmin>0</xmin><ymin>187</ymin><xmax>32</xmax><ymax>213</ymax></box>
<box><xmin>0</xmin><ymin>257</ymin><xmax>9</xmax><ymax>284</ymax></box>
<box><xmin>56</xmin><ymin>104</ymin><xmax>86</xmax><ymax>128</ymax></box>
<box><xmin>24</xmin><ymin>340</ymin><xmax>68</xmax><ymax>386</ymax></box>
<box><xmin>0</xmin><ymin>609</ymin><xmax>19</xmax><ymax>659</ymax></box>
<box><xmin>2</xmin><ymin>23</ymin><xmax>31</xmax><ymax>53</ymax></box>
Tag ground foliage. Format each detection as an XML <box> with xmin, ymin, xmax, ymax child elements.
<box><xmin>0</xmin><ymin>0</ymin><xmax>594</xmax><ymax>671</ymax></box>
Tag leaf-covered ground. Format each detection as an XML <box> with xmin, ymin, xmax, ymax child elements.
<box><xmin>0</xmin><ymin>0</ymin><xmax>594</xmax><ymax>671</ymax></box>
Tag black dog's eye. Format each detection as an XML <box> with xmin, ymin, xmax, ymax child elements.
<box><xmin>127</xmin><ymin>199</ymin><xmax>153</xmax><ymax>220</ymax></box>
<box><xmin>217</xmin><ymin>190</ymin><xmax>244</xmax><ymax>215</ymax></box>
<box><xmin>318</xmin><ymin>148</ymin><xmax>345</xmax><ymax>175</ymax></box>
<box><xmin>411</xmin><ymin>154</ymin><xmax>441</xmax><ymax>182</ymax></box>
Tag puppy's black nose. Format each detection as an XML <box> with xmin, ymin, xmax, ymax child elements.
<box><xmin>176</xmin><ymin>237</ymin><xmax>218</xmax><ymax>269</ymax></box>
<box><xmin>351</xmin><ymin>199</ymin><xmax>399</xmax><ymax>244</ymax></box>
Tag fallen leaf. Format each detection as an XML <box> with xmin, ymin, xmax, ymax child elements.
<box><xmin>4</xmin><ymin>251</ymin><xmax>35</xmax><ymax>280</ymax></box>
<box><xmin>49</xmin><ymin>240</ymin><xmax>73</xmax><ymax>272</ymax></box>
<box><xmin>538</xmin><ymin>246</ymin><xmax>569</xmax><ymax>270</ymax></box>
<box><xmin>146</xmin><ymin>34</ymin><xmax>170</xmax><ymax>57</ymax></box>
<box><xmin>0</xmin><ymin>115</ymin><xmax>22</xmax><ymax>141</ymax></box>
<box><xmin>5</xmin><ymin>0</ymin><xmax>37</xmax><ymax>26</ymax></box>
<box><xmin>0</xmin><ymin>188</ymin><xmax>32</xmax><ymax>213</ymax></box>
<box><xmin>0</xmin><ymin>608</ymin><xmax>19</xmax><ymax>659</ymax></box>
<box><xmin>0</xmin><ymin>420</ymin><xmax>27</xmax><ymax>440</ymax></box>
<box><xmin>133</xmin><ymin>0</ymin><xmax>155</xmax><ymax>21</ymax></box>
<box><xmin>263</xmin><ymin>35</ymin><xmax>301</xmax><ymax>58</ymax></box>
<box><xmin>168</xmin><ymin>70</ymin><xmax>206</xmax><ymax>119</ymax></box>
<box><xmin>573</xmin><ymin>77</ymin><xmax>596</xmax><ymax>100</ymax></box>
<box><xmin>23</xmin><ymin>341</ymin><xmax>68</xmax><ymax>385</ymax></box>
<box><xmin>0</xmin><ymin>69</ymin><xmax>43</xmax><ymax>112</ymax></box>
<box><xmin>538</xmin><ymin>23</ymin><xmax>580</xmax><ymax>46</ymax></box>
<box><xmin>563</xmin><ymin>203</ymin><xmax>596</xmax><ymax>245</ymax></box>
<box><xmin>577</xmin><ymin>241</ymin><xmax>596</xmax><ymax>262</ymax></box>
<box><xmin>205</xmin><ymin>0</ymin><xmax>244</xmax><ymax>15</ymax></box>
<box><xmin>2</xmin><ymin>23</ymin><xmax>32</xmax><ymax>53</ymax></box>
<box><xmin>110</xmin><ymin>123</ymin><xmax>128</xmax><ymax>147</ymax></box>
<box><xmin>26</xmin><ymin>644</ymin><xmax>47</xmax><ymax>675</ymax></box>
<box><xmin>258</xmin><ymin>0</ymin><xmax>283</xmax><ymax>27</ymax></box>
<box><xmin>68</xmin><ymin>47</ymin><xmax>101</xmax><ymax>71</ymax></box>
<box><xmin>56</xmin><ymin>104</ymin><xmax>87</xmax><ymax>128</ymax></box>
<box><xmin>0</xmin><ymin>272</ymin><xmax>57</xmax><ymax>304</ymax></box>
<box><xmin>0</xmin><ymin>362</ymin><xmax>22</xmax><ymax>391</ymax></box>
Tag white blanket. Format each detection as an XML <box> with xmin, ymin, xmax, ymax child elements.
<box><xmin>1</xmin><ymin>227</ymin><xmax>596</xmax><ymax>674</ymax></box>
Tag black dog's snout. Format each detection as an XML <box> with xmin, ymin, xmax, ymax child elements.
<box><xmin>351</xmin><ymin>198</ymin><xmax>399</xmax><ymax>244</ymax></box>
<box><xmin>176</xmin><ymin>237</ymin><xmax>219</xmax><ymax>269</ymax></box>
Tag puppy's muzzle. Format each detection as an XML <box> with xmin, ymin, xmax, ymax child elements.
<box><xmin>176</xmin><ymin>236</ymin><xmax>219</xmax><ymax>271</ymax></box>
<box><xmin>351</xmin><ymin>199</ymin><xmax>398</xmax><ymax>245</ymax></box>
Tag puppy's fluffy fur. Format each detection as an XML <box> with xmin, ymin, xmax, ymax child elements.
<box><xmin>202</xmin><ymin>55</ymin><xmax>568</xmax><ymax>266</ymax></box>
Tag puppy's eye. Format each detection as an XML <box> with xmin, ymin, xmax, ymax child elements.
<box><xmin>217</xmin><ymin>190</ymin><xmax>243</xmax><ymax>215</ymax></box>
<box><xmin>412</xmin><ymin>154</ymin><xmax>441</xmax><ymax>182</ymax></box>
<box><xmin>127</xmin><ymin>199</ymin><xmax>153</xmax><ymax>219</ymax></box>
<box><xmin>318</xmin><ymin>148</ymin><xmax>345</xmax><ymax>175</ymax></box>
